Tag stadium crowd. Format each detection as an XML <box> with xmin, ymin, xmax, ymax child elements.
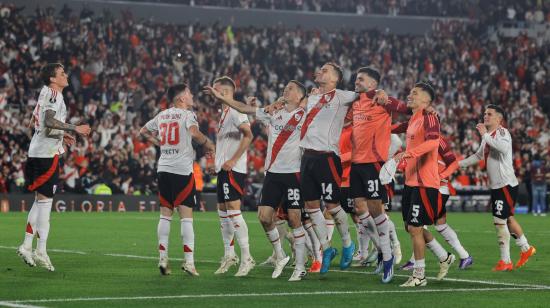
<box><xmin>115</xmin><ymin>0</ymin><xmax>550</xmax><ymax>21</ymax></box>
<box><xmin>0</xmin><ymin>3</ymin><xmax>548</xmax><ymax>209</ymax></box>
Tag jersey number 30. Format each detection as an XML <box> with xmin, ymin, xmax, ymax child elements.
<box><xmin>159</xmin><ymin>122</ymin><xmax>180</xmax><ymax>145</ymax></box>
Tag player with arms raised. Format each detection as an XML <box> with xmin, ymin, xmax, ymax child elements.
<box><xmin>205</xmin><ymin>80</ymin><xmax>310</xmax><ymax>281</ymax></box>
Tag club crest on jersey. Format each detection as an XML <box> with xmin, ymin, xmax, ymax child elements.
<box><xmin>324</xmin><ymin>94</ymin><xmax>332</xmax><ymax>102</ymax></box>
<box><xmin>294</xmin><ymin>113</ymin><xmax>303</xmax><ymax>121</ymax></box>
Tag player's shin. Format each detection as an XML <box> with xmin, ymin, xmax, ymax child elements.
<box><xmin>293</xmin><ymin>227</ymin><xmax>307</xmax><ymax>271</ymax></box>
<box><xmin>22</xmin><ymin>199</ymin><xmax>40</xmax><ymax>250</ymax></box>
<box><xmin>158</xmin><ymin>215</ymin><xmax>172</xmax><ymax>258</ymax></box>
<box><xmin>228</xmin><ymin>210</ymin><xmax>251</xmax><ymax>259</ymax></box>
<box><xmin>35</xmin><ymin>198</ymin><xmax>53</xmax><ymax>253</ymax></box>
<box><xmin>328</xmin><ymin>205</ymin><xmax>351</xmax><ymax>247</ymax></box>
<box><xmin>305</xmin><ymin>208</ymin><xmax>330</xmax><ymax>250</ymax></box>
<box><xmin>181</xmin><ymin>218</ymin><xmax>194</xmax><ymax>263</ymax></box>
<box><xmin>218</xmin><ymin>209</ymin><xmax>235</xmax><ymax>257</ymax></box>
<box><xmin>494</xmin><ymin>217</ymin><xmax>511</xmax><ymax>262</ymax></box>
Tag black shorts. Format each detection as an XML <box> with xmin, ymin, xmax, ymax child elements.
<box><xmin>401</xmin><ymin>185</ymin><xmax>414</xmax><ymax>222</ymax></box>
<box><xmin>340</xmin><ymin>187</ymin><xmax>355</xmax><ymax>214</ymax></box>
<box><xmin>158</xmin><ymin>172</ymin><xmax>197</xmax><ymax>209</ymax></box>
<box><xmin>350</xmin><ymin>162</ymin><xmax>387</xmax><ymax>201</ymax></box>
<box><xmin>25</xmin><ymin>155</ymin><xmax>60</xmax><ymax>198</ymax></box>
<box><xmin>300</xmin><ymin>151</ymin><xmax>342</xmax><ymax>203</ymax></box>
<box><xmin>406</xmin><ymin>187</ymin><xmax>442</xmax><ymax>227</ymax></box>
<box><xmin>260</xmin><ymin>172</ymin><xmax>304</xmax><ymax>212</ymax></box>
<box><xmin>217</xmin><ymin>170</ymin><xmax>246</xmax><ymax>203</ymax></box>
<box><xmin>438</xmin><ymin>193</ymin><xmax>450</xmax><ymax>219</ymax></box>
<box><xmin>490</xmin><ymin>185</ymin><xmax>518</xmax><ymax>219</ymax></box>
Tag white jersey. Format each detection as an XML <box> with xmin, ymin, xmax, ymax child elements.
<box><xmin>256</xmin><ymin>107</ymin><xmax>305</xmax><ymax>173</ymax></box>
<box><xmin>145</xmin><ymin>107</ymin><xmax>198</xmax><ymax>176</ymax></box>
<box><xmin>28</xmin><ymin>86</ymin><xmax>67</xmax><ymax>158</ymax></box>
<box><xmin>300</xmin><ymin>89</ymin><xmax>357</xmax><ymax>155</ymax></box>
<box><xmin>215</xmin><ymin>107</ymin><xmax>250</xmax><ymax>174</ymax></box>
<box><xmin>459</xmin><ymin>126</ymin><xmax>519</xmax><ymax>189</ymax></box>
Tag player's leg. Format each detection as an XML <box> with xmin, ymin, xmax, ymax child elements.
<box><xmin>490</xmin><ymin>186</ymin><xmax>518</xmax><ymax>271</ymax></box>
<box><xmin>423</xmin><ymin>228</ymin><xmax>455</xmax><ymax>280</ymax></box>
<box><xmin>301</xmin><ymin>153</ymin><xmax>333</xmax><ymax>272</ymax></box>
<box><xmin>215</xmin><ymin>170</ymin><xmax>237</xmax><ymax>274</ymax></box>
<box><xmin>399</xmin><ymin>185</ymin><xmax>415</xmax><ymax>271</ymax></box>
<box><xmin>28</xmin><ymin>157</ymin><xmax>59</xmax><ymax>272</ymax></box>
<box><xmin>303</xmin><ymin>215</ymin><xmax>322</xmax><ymax>272</ymax></box>
<box><xmin>178</xmin><ymin>204</ymin><xmax>199</xmax><ymax>276</ymax></box>
<box><xmin>288</xmin><ymin>208</ymin><xmax>307</xmax><ymax>281</ymax></box>
<box><xmin>156</xmin><ymin>172</ymin><xmax>176</xmax><ymax>275</ymax></box>
<box><xmin>363</xmin><ymin>163</ymin><xmax>393</xmax><ymax>282</ymax></box>
<box><xmin>401</xmin><ymin>187</ymin><xmax>438</xmax><ymax>287</ymax></box>
<box><xmin>503</xmin><ymin>185</ymin><xmax>536</xmax><ymax>268</ymax></box>
<box><xmin>323</xmin><ymin>209</ymin><xmax>335</xmax><ymax>243</ymax></box>
<box><xmin>435</xmin><ymin>194</ymin><xmax>472</xmax><ymax>269</ymax></box>
<box><xmin>157</xmin><ymin>205</ymin><xmax>174</xmax><ymax>275</ymax></box>
<box><xmin>223</xmin><ymin>171</ymin><xmax>254</xmax><ymax>277</ymax></box>
<box><xmin>257</xmin><ymin>173</ymin><xmax>286</xmax><ymax>269</ymax></box>
<box><xmin>174</xmin><ymin>173</ymin><xmax>199</xmax><ymax>276</ymax></box>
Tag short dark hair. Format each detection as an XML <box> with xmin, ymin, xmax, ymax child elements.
<box><xmin>486</xmin><ymin>104</ymin><xmax>507</xmax><ymax>121</ymax></box>
<box><xmin>289</xmin><ymin>80</ymin><xmax>307</xmax><ymax>100</ymax></box>
<box><xmin>357</xmin><ymin>67</ymin><xmax>381</xmax><ymax>84</ymax></box>
<box><xmin>325</xmin><ymin>62</ymin><xmax>343</xmax><ymax>84</ymax></box>
<box><xmin>213</xmin><ymin>76</ymin><xmax>236</xmax><ymax>90</ymax></box>
<box><xmin>414</xmin><ymin>81</ymin><xmax>435</xmax><ymax>102</ymax></box>
<box><xmin>40</xmin><ymin>63</ymin><xmax>64</xmax><ymax>85</ymax></box>
<box><xmin>167</xmin><ymin>83</ymin><xmax>188</xmax><ymax>103</ymax></box>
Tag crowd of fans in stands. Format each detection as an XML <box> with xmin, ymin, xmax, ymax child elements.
<box><xmin>0</xmin><ymin>3</ymin><xmax>548</xmax><ymax>201</ymax></box>
<box><xmin>117</xmin><ymin>0</ymin><xmax>550</xmax><ymax>21</ymax></box>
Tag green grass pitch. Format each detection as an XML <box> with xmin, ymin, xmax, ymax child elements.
<box><xmin>1</xmin><ymin>211</ymin><xmax>549</xmax><ymax>307</ymax></box>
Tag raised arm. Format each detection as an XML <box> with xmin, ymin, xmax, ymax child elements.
<box><xmin>203</xmin><ymin>86</ymin><xmax>257</xmax><ymax>114</ymax></box>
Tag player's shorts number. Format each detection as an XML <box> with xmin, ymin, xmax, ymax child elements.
<box><xmin>223</xmin><ymin>183</ymin><xmax>230</xmax><ymax>199</ymax></box>
<box><xmin>322</xmin><ymin>183</ymin><xmax>333</xmax><ymax>200</ymax></box>
<box><xmin>494</xmin><ymin>200</ymin><xmax>504</xmax><ymax>216</ymax></box>
<box><xmin>159</xmin><ymin>122</ymin><xmax>180</xmax><ymax>145</ymax></box>
<box><xmin>412</xmin><ymin>204</ymin><xmax>420</xmax><ymax>218</ymax></box>
<box><xmin>288</xmin><ymin>189</ymin><xmax>300</xmax><ymax>201</ymax></box>
<box><xmin>367</xmin><ymin>180</ymin><xmax>379</xmax><ymax>192</ymax></box>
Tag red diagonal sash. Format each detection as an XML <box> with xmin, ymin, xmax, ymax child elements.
<box><xmin>300</xmin><ymin>90</ymin><xmax>336</xmax><ymax>140</ymax></box>
<box><xmin>268</xmin><ymin>109</ymin><xmax>304</xmax><ymax>170</ymax></box>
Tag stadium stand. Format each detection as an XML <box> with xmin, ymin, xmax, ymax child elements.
<box><xmin>0</xmin><ymin>2</ymin><xmax>548</xmax><ymax>203</ymax></box>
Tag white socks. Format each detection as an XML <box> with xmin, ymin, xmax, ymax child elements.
<box><xmin>157</xmin><ymin>215</ymin><xmax>172</xmax><ymax>258</ymax></box>
<box><xmin>413</xmin><ymin>258</ymin><xmax>425</xmax><ymax>278</ymax></box>
<box><xmin>387</xmin><ymin>215</ymin><xmax>400</xmax><ymax>247</ymax></box>
<box><xmin>435</xmin><ymin>223</ymin><xmax>469</xmax><ymax>259</ymax></box>
<box><xmin>325</xmin><ymin>219</ymin><xmax>335</xmax><ymax>242</ymax></box>
<box><xmin>306</xmin><ymin>209</ymin><xmax>329</xmax><ymax>250</ymax></box>
<box><xmin>22</xmin><ymin>199</ymin><xmax>40</xmax><ymax>250</ymax></box>
<box><xmin>35</xmin><ymin>199</ymin><xmax>53</xmax><ymax>253</ymax></box>
<box><xmin>304</xmin><ymin>222</ymin><xmax>322</xmax><ymax>260</ymax></box>
<box><xmin>293</xmin><ymin>227</ymin><xmax>307</xmax><ymax>271</ymax></box>
<box><xmin>515</xmin><ymin>234</ymin><xmax>530</xmax><ymax>252</ymax></box>
<box><xmin>266</xmin><ymin>228</ymin><xmax>285</xmax><ymax>260</ymax></box>
<box><xmin>227</xmin><ymin>210</ymin><xmax>251</xmax><ymax>260</ymax></box>
<box><xmin>358</xmin><ymin>211</ymin><xmax>381</xmax><ymax>251</ymax></box>
<box><xmin>328</xmin><ymin>206</ymin><xmax>352</xmax><ymax>247</ymax></box>
<box><xmin>181</xmin><ymin>218</ymin><xmax>194</xmax><ymax>263</ymax></box>
<box><xmin>426</xmin><ymin>238</ymin><xmax>448</xmax><ymax>262</ymax></box>
<box><xmin>494</xmin><ymin>217</ymin><xmax>511</xmax><ymax>262</ymax></box>
<box><xmin>218</xmin><ymin>210</ymin><xmax>235</xmax><ymax>257</ymax></box>
<box><xmin>374</xmin><ymin>214</ymin><xmax>392</xmax><ymax>261</ymax></box>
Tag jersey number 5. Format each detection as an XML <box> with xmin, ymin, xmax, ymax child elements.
<box><xmin>159</xmin><ymin>122</ymin><xmax>180</xmax><ymax>145</ymax></box>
